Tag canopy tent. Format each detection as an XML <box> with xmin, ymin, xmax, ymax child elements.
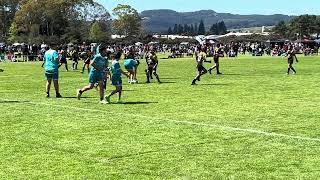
<box><xmin>148</xmin><ymin>41</ymin><xmax>159</xmax><ymax>45</ymax></box>
<box><xmin>295</xmin><ymin>39</ymin><xmax>315</xmax><ymax>44</ymax></box>
<box><xmin>180</xmin><ymin>42</ymin><xmax>189</xmax><ymax>45</ymax></box>
<box><xmin>12</xmin><ymin>43</ymin><xmax>21</xmax><ymax>46</ymax></box>
<box><xmin>41</xmin><ymin>44</ymin><xmax>48</xmax><ymax>48</ymax></box>
<box><xmin>135</xmin><ymin>42</ymin><xmax>143</xmax><ymax>46</ymax></box>
<box><xmin>314</xmin><ymin>39</ymin><xmax>320</xmax><ymax>44</ymax></box>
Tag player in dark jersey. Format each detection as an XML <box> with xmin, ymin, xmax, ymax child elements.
<box><xmin>58</xmin><ymin>46</ymin><xmax>69</xmax><ymax>71</ymax></box>
<box><xmin>80</xmin><ymin>50</ymin><xmax>92</xmax><ymax>74</ymax></box>
<box><xmin>191</xmin><ymin>48</ymin><xmax>208</xmax><ymax>85</ymax></box>
<box><xmin>208</xmin><ymin>45</ymin><xmax>224</xmax><ymax>75</ymax></box>
<box><xmin>70</xmin><ymin>48</ymin><xmax>79</xmax><ymax>70</ymax></box>
<box><xmin>286</xmin><ymin>46</ymin><xmax>298</xmax><ymax>75</ymax></box>
<box><xmin>146</xmin><ymin>50</ymin><xmax>161</xmax><ymax>84</ymax></box>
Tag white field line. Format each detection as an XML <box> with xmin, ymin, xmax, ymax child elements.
<box><xmin>0</xmin><ymin>75</ymin><xmax>29</xmax><ymax>78</ymax></box>
<box><xmin>4</xmin><ymin>99</ymin><xmax>320</xmax><ymax>143</ymax></box>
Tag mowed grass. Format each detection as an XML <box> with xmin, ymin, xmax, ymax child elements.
<box><xmin>1</xmin><ymin>55</ymin><xmax>320</xmax><ymax>179</ymax></box>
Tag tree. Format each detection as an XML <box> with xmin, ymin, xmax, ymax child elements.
<box><xmin>112</xmin><ymin>4</ymin><xmax>142</xmax><ymax>37</ymax></box>
<box><xmin>183</xmin><ymin>24</ymin><xmax>189</xmax><ymax>34</ymax></box>
<box><xmin>89</xmin><ymin>21</ymin><xmax>105</xmax><ymax>42</ymax></box>
<box><xmin>13</xmin><ymin>0</ymin><xmax>109</xmax><ymax>43</ymax></box>
<box><xmin>198</xmin><ymin>20</ymin><xmax>205</xmax><ymax>35</ymax></box>
<box><xmin>190</xmin><ymin>24</ymin><xmax>194</xmax><ymax>36</ymax></box>
<box><xmin>8</xmin><ymin>21</ymin><xmax>18</xmax><ymax>42</ymax></box>
<box><xmin>209</xmin><ymin>24</ymin><xmax>218</xmax><ymax>35</ymax></box>
<box><xmin>0</xmin><ymin>0</ymin><xmax>20</xmax><ymax>40</ymax></box>
<box><xmin>178</xmin><ymin>24</ymin><xmax>183</xmax><ymax>35</ymax></box>
<box><xmin>217</xmin><ymin>21</ymin><xmax>227</xmax><ymax>35</ymax></box>
<box><xmin>316</xmin><ymin>17</ymin><xmax>320</xmax><ymax>38</ymax></box>
<box><xmin>273</xmin><ymin>21</ymin><xmax>288</xmax><ymax>37</ymax></box>
<box><xmin>173</xmin><ymin>24</ymin><xmax>178</xmax><ymax>34</ymax></box>
<box><xmin>194</xmin><ymin>23</ymin><xmax>198</xmax><ymax>35</ymax></box>
<box><xmin>167</xmin><ymin>27</ymin><xmax>173</xmax><ymax>35</ymax></box>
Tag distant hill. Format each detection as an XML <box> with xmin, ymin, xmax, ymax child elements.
<box><xmin>140</xmin><ymin>9</ymin><xmax>293</xmax><ymax>33</ymax></box>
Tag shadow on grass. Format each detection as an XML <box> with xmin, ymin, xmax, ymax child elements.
<box><xmin>0</xmin><ymin>100</ymin><xmax>30</xmax><ymax>103</ymax></box>
<box><xmin>221</xmin><ymin>73</ymin><xmax>241</xmax><ymax>76</ymax></box>
<box><xmin>0</xmin><ymin>69</ymin><xmax>4</xmax><ymax>72</ymax></box>
<box><xmin>161</xmin><ymin>77</ymin><xmax>180</xmax><ymax>80</ymax></box>
<box><xmin>61</xmin><ymin>97</ymin><xmax>96</xmax><ymax>99</ymax></box>
<box><xmin>138</xmin><ymin>81</ymin><xmax>176</xmax><ymax>85</ymax></box>
<box><xmin>198</xmin><ymin>83</ymin><xmax>231</xmax><ymax>86</ymax></box>
<box><xmin>114</xmin><ymin>101</ymin><xmax>158</xmax><ymax>105</ymax></box>
<box><xmin>122</xmin><ymin>89</ymin><xmax>135</xmax><ymax>92</ymax></box>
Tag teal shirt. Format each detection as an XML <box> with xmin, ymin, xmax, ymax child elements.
<box><xmin>44</xmin><ymin>49</ymin><xmax>59</xmax><ymax>72</ymax></box>
<box><xmin>90</xmin><ymin>54</ymin><xmax>106</xmax><ymax>73</ymax></box>
<box><xmin>124</xmin><ymin>59</ymin><xmax>137</xmax><ymax>67</ymax></box>
<box><xmin>111</xmin><ymin>60</ymin><xmax>121</xmax><ymax>76</ymax></box>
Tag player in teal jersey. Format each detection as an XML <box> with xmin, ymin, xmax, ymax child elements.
<box><xmin>77</xmin><ymin>45</ymin><xmax>109</xmax><ymax>104</ymax></box>
<box><xmin>124</xmin><ymin>49</ymin><xmax>139</xmax><ymax>84</ymax></box>
<box><xmin>43</xmin><ymin>44</ymin><xmax>62</xmax><ymax>98</ymax></box>
<box><xmin>105</xmin><ymin>51</ymin><xmax>129</xmax><ymax>104</ymax></box>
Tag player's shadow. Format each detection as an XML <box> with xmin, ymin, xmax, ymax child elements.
<box><xmin>137</xmin><ymin>81</ymin><xmax>176</xmax><ymax>85</ymax></box>
<box><xmin>160</xmin><ymin>81</ymin><xmax>176</xmax><ymax>84</ymax></box>
<box><xmin>222</xmin><ymin>73</ymin><xmax>241</xmax><ymax>76</ymax></box>
<box><xmin>199</xmin><ymin>83</ymin><xmax>231</xmax><ymax>86</ymax></box>
<box><xmin>61</xmin><ymin>97</ymin><xmax>96</xmax><ymax>99</ymax></box>
<box><xmin>118</xmin><ymin>101</ymin><xmax>158</xmax><ymax>105</ymax></box>
<box><xmin>122</xmin><ymin>89</ymin><xmax>135</xmax><ymax>92</ymax></box>
<box><xmin>0</xmin><ymin>100</ymin><xmax>30</xmax><ymax>103</ymax></box>
<box><xmin>161</xmin><ymin>77</ymin><xmax>179</xmax><ymax>80</ymax></box>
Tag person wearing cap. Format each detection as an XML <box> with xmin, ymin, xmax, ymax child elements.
<box><xmin>77</xmin><ymin>45</ymin><xmax>108</xmax><ymax>104</ymax></box>
<box><xmin>43</xmin><ymin>44</ymin><xmax>62</xmax><ymax>98</ymax></box>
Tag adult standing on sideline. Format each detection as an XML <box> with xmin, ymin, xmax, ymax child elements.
<box><xmin>43</xmin><ymin>44</ymin><xmax>62</xmax><ymax>98</ymax></box>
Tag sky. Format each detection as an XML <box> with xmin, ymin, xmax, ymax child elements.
<box><xmin>97</xmin><ymin>0</ymin><xmax>320</xmax><ymax>15</ymax></box>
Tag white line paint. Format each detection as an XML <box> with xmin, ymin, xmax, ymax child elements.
<box><xmin>3</xmin><ymin>99</ymin><xmax>320</xmax><ymax>143</ymax></box>
<box><xmin>0</xmin><ymin>75</ymin><xmax>29</xmax><ymax>78</ymax></box>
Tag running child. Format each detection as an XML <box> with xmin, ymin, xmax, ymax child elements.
<box><xmin>192</xmin><ymin>47</ymin><xmax>208</xmax><ymax>85</ymax></box>
<box><xmin>105</xmin><ymin>52</ymin><xmax>130</xmax><ymax>104</ymax></box>
<box><xmin>77</xmin><ymin>45</ymin><xmax>108</xmax><ymax>104</ymax></box>
<box><xmin>80</xmin><ymin>50</ymin><xmax>92</xmax><ymax>74</ymax></box>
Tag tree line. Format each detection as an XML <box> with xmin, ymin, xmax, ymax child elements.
<box><xmin>273</xmin><ymin>15</ymin><xmax>320</xmax><ymax>39</ymax></box>
<box><xmin>167</xmin><ymin>19</ymin><xmax>227</xmax><ymax>36</ymax></box>
<box><xmin>0</xmin><ymin>1</ymin><xmax>143</xmax><ymax>44</ymax></box>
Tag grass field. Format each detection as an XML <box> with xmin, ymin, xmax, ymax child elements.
<box><xmin>1</xmin><ymin>55</ymin><xmax>320</xmax><ymax>179</ymax></box>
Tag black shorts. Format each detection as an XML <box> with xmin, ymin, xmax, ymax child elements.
<box><xmin>84</xmin><ymin>59</ymin><xmax>90</xmax><ymax>65</ymax></box>
<box><xmin>148</xmin><ymin>64</ymin><xmax>157</xmax><ymax>72</ymax></box>
<box><xmin>60</xmin><ymin>58</ymin><xmax>67</xmax><ymax>63</ymax></box>
<box><xmin>288</xmin><ymin>58</ymin><xmax>294</xmax><ymax>64</ymax></box>
<box><xmin>197</xmin><ymin>64</ymin><xmax>206</xmax><ymax>72</ymax></box>
<box><xmin>214</xmin><ymin>58</ymin><xmax>219</xmax><ymax>64</ymax></box>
